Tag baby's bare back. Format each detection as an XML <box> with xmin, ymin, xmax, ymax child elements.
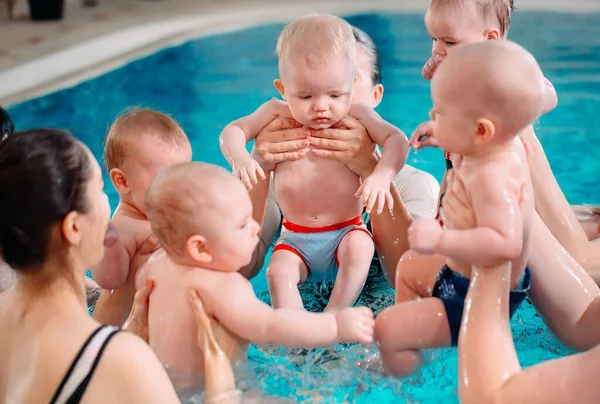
<box><xmin>274</xmin><ymin>151</ymin><xmax>363</xmax><ymax>227</ymax></box>
<box><xmin>147</xmin><ymin>253</ymin><xmax>246</xmax><ymax>392</ymax></box>
<box><xmin>448</xmin><ymin>140</ymin><xmax>534</xmax><ymax>284</ymax></box>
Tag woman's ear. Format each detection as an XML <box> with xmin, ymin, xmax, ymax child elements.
<box><xmin>61</xmin><ymin>211</ymin><xmax>82</xmax><ymax>246</ymax></box>
<box><xmin>372</xmin><ymin>84</ymin><xmax>384</xmax><ymax>108</ymax></box>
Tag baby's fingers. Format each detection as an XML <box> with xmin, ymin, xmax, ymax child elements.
<box><xmin>385</xmin><ymin>190</ymin><xmax>394</xmax><ymax>212</ymax></box>
<box><xmin>365</xmin><ymin>188</ymin><xmax>378</xmax><ymax>215</ymax></box>
<box><xmin>240</xmin><ymin>170</ymin><xmax>253</xmax><ymax>191</ymax></box>
<box><xmin>247</xmin><ymin>166</ymin><xmax>259</xmax><ymax>185</ymax></box>
<box><xmin>257</xmin><ymin>164</ymin><xmax>266</xmax><ymax>181</ymax></box>
<box><xmin>376</xmin><ymin>190</ymin><xmax>388</xmax><ymax>215</ymax></box>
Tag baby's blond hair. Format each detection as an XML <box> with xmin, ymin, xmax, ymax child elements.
<box><xmin>104</xmin><ymin>108</ymin><xmax>189</xmax><ymax>170</ymax></box>
<box><xmin>146</xmin><ymin>162</ymin><xmax>237</xmax><ymax>254</ymax></box>
<box><xmin>276</xmin><ymin>13</ymin><xmax>356</xmax><ymax>78</ymax></box>
<box><xmin>431</xmin><ymin>0</ymin><xmax>515</xmax><ymax>36</ymax></box>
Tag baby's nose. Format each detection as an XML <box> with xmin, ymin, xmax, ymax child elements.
<box><xmin>312</xmin><ymin>97</ymin><xmax>328</xmax><ymax>112</ymax></box>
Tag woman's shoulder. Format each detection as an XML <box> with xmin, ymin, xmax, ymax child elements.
<box><xmin>88</xmin><ymin>331</ymin><xmax>180</xmax><ymax>403</ymax></box>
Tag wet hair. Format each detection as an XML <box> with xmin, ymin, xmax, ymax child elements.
<box><xmin>104</xmin><ymin>108</ymin><xmax>189</xmax><ymax>171</ymax></box>
<box><xmin>431</xmin><ymin>0</ymin><xmax>515</xmax><ymax>36</ymax></box>
<box><xmin>352</xmin><ymin>26</ymin><xmax>382</xmax><ymax>85</ymax></box>
<box><xmin>0</xmin><ymin>106</ymin><xmax>15</xmax><ymax>141</ymax></box>
<box><xmin>276</xmin><ymin>13</ymin><xmax>356</xmax><ymax>77</ymax></box>
<box><xmin>0</xmin><ymin>129</ymin><xmax>91</xmax><ymax>272</ymax></box>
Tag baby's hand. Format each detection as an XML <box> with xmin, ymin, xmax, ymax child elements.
<box><xmin>408</xmin><ymin>219</ymin><xmax>443</xmax><ymax>254</ymax></box>
<box><xmin>356</xmin><ymin>173</ymin><xmax>394</xmax><ymax>215</ymax></box>
<box><xmin>410</xmin><ymin>121</ymin><xmax>438</xmax><ymax>151</ymax></box>
<box><xmin>422</xmin><ymin>56</ymin><xmax>441</xmax><ymax>80</ymax></box>
<box><xmin>233</xmin><ymin>158</ymin><xmax>266</xmax><ymax>190</ymax></box>
<box><xmin>335</xmin><ymin>306</ymin><xmax>375</xmax><ymax>344</ymax></box>
<box><xmin>104</xmin><ymin>220</ymin><xmax>119</xmax><ymax>247</ymax></box>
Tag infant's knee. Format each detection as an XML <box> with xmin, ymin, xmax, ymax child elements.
<box><xmin>266</xmin><ymin>262</ymin><xmax>300</xmax><ymax>285</ymax></box>
<box><xmin>339</xmin><ymin>230</ymin><xmax>374</xmax><ymax>258</ymax></box>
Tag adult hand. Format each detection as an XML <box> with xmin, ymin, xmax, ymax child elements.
<box><xmin>189</xmin><ymin>290</ymin><xmax>240</xmax><ymax>403</ymax></box>
<box><xmin>122</xmin><ymin>278</ymin><xmax>154</xmax><ymax>342</ymax></box>
<box><xmin>252</xmin><ymin>117</ymin><xmax>310</xmax><ymax>172</ymax></box>
<box><xmin>309</xmin><ymin>116</ymin><xmax>379</xmax><ymax>178</ymax></box>
<box><xmin>439</xmin><ymin>170</ymin><xmax>475</xmax><ymax>230</ymax></box>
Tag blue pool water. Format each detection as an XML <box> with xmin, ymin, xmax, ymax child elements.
<box><xmin>7</xmin><ymin>10</ymin><xmax>600</xmax><ymax>403</ymax></box>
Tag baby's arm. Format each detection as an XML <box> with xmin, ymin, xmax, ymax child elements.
<box><xmin>206</xmin><ymin>275</ymin><xmax>374</xmax><ymax>347</ymax></box>
<box><xmin>350</xmin><ymin>104</ymin><xmax>410</xmax><ymax>214</ymax></box>
<box><xmin>542</xmin><ymin>77</ymin><xmax>558</xmax><ymax>114</ymax></box>
<box><xmin>411</xmin><ymin>166</ymin><xmax>524</xmax><ymax>268</ymax></box>
<box><xmin>219</xmin><ymin>99</ymin><xmax>288</xmax><ymax>189</ymax></box>
<box><xmin>91</xmin><ymin>220</ymin><xmax>132</xmax><ymax>290</ymax></box>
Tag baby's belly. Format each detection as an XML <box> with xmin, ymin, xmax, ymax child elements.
<box><xmin>274</xmin><ymin>154</ymin><xmax>362</xmax><ymax>227</ymax></box>
<box><xmin>148</xmin><ymin>290</ymin><xmax>247</xmax><ymax>391</ymax></box>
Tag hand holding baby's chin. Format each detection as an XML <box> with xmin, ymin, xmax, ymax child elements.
<box><xmin>233</xmin><ymin>158</ymin><xmax>266</xmax><ymax>190</ymax></box>
<box><xmin>408</xmin><ymin>219</ymin><xmax>443</xmax><ymax>254</ymax></box>
<box><xmin>335</xmin><ymin>307</ymin><xmax>375</xmax><ymax>344</ymax></box>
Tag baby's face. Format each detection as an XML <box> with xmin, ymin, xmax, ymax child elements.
<box><xmin>425</xmin><ymin>2</ymin><xmax>489</xmax><ymax>64</ymax></box>
<box><xmin>123</xmin><ymin>140</ymin><xmax>192</xmax><ymax>215</ymax></box>
<box><xmin>280</xmin><ymin>55</ymin><xmax>354</xmax><ymax>129</ymax></box>
<box><xmin>205</xmin><ymin>179</ymin><xmax>260</xmax><ymax>271</ymax></box>
<box><xmin>430</xmin><ymin>74</ymin><xmax>476</xmax><ymax>155</ymax></box>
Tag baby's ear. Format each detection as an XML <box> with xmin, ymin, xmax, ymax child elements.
<box><xmin>109</xmin><ymin>168</ymin><xmax>129</xmax><ymax>195</ymax></box>
<box><xmin>484</xmin><ymin>28</ymin><xmax>501</xmax><ymax>41</ymax></box>
<box><xmin>273</xmin><ymin>79</ymin><xmax>286</xmax><ymax>99</ymax></box>
<box><xmin>187</xmin><ymin>235</ymin><xmax>212</xmax><ymax>264</ymax></box>
<box><xmin>474</xmin><ymin>118</ymin><xmax>496</xmax><ymax>145</ymax></box>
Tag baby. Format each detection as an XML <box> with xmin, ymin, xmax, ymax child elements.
<box><xmin>138</xmin><ymin>162</ymin><xmax>375</xmax><ymax>393</ymax></box>
<box><xmin>220</xmin><ymin>14</ymin><xmax>409</xmax><ymax>313</ymax></box>
<box><xmin>412</xmin><ymin>0</ymin><xmax>557</xmax><ymax>182</ymax></box>
<box><xmin>91</xmin><ymin>109</ymin><xmax>192</xmax><ymax>326</ymax></box>
<box><xmin>376</xmin><ymin>40</ymin><xmax>543</xmax><ymax>377</ymax></box>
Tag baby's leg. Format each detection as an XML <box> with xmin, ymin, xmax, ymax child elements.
<box><xmin>266</xmin><ymin>249</ymin><xmax>307</xmax><ymax>310</ymax></box>
<box><xmin>324</xmin><ymin>230</ymin><xmax>374</xmax><ymax>313</ymax></box>
<box><xmin>395</xmin><ymin>249</ymin><xmax>445</xmax><ymax>304</ymax></box>
<box><xmin>375</xmin><ymin>297</ymin><xmax>451</xmax><ymax>378</ymax></box>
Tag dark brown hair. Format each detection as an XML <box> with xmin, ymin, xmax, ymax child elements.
<box><xmin>0</xmin><ymin>129</ymin><xmax>91</xmax><ymax>272</ymax></box>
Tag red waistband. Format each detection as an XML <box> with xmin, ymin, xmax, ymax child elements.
<box><xmin>281</xmin><ymin>216</ymin><xmax>363</xmax><ymax>233</ymax></box>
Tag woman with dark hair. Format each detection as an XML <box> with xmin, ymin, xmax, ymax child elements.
<box><xmin>0</xmin><ymin>129</ymin><xmax>180</xmax><ymax>403</ymax></box>
<box><xmin>0</xmin><ymin>107</ymin><xmax>102</xmax><ymax>304</ymax></box>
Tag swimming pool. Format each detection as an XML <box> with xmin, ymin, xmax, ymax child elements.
<box><xmin>7</xmin><ymin>10</ymin><xmax>600</xmax><ymax>403</ymax></box>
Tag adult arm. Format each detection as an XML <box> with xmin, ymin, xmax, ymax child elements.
<box><xmin>458</xmin><ymin>262</ymin><xmax>600</xmax><ymax>404</ymax></box>
<box><xmin>520</xmin><ymin>127</ymin><xmax>600</xmax><ymax>279</ymax></box>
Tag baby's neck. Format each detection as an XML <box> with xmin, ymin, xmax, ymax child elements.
<box><xmin>164</xmin><ymin>248</ymin><xmax>233</xmax><ymax>273</ymax></box>
<box><xmin>461</xmin><ymin>137</ymin><xmax>517</xmax><ymax>164</ymax></box>
<box><xmin>115</xmin><ymin>199</ymin><xmax>146</xmax><ymax>220</ymax></box>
